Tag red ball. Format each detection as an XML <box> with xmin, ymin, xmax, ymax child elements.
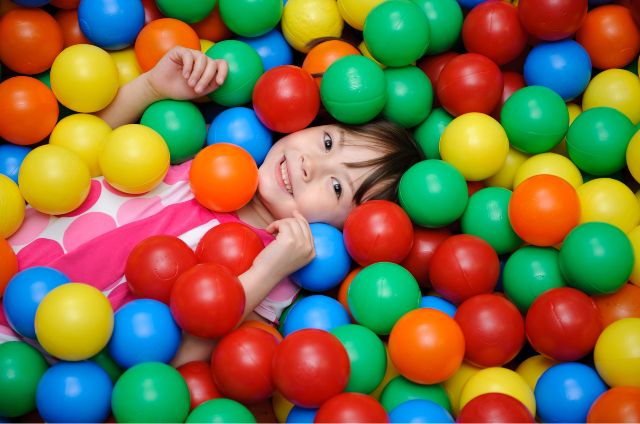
<box><xmin>195</xmin><ymin>222</ymin><xmax>264</xmax><ymax>276</ymax></box>
<box><xmin>429</xmin><ymin>234</ymin><xmax>500</xmax><ymax>304</ymax></box>
<box><xmin>526</xmin><ymin>287</ymin><xmax>603</xmax><ymax>361</ymax></box>
<box><xmin>417</xmin><ymin>51</ymin><xmax>458</xmax><ymax>106</ymax></box>
<box><xmin>253</xmin><ymin>65</ymin><xmax>320</xmax><ymax>134</ymax></box>
<box><xmin>314</xmin><ymin>393</ymin><xmax>389</xmax><ymax>423</ymax></box>
<box><xmin>455</xmin><ymin>294</ymin><xmax>525</xmax><ymax>367</ymax></box>
<box><xmin>177</xmin><ymin>361</ymin><xmax>222</xmax><ymax>410</ymax></box>
<box><xmin>492</xmin><ymin>72</ymin><xmax>526</xmax><ymax>120</ymax></box>
<box><xmin>518</xmin><ymin>0</ymin><xmax>587</xmax><ymax>41</ymax></box>
<box><xmin>399</xmin><ymin>228</ymin><xmax>451</xmax><ymax>288</ymax></box>
<box><xmin>343</xmin><ymin>200</ymin><xmax>414</xmax><ymax>267</ymax></box>
<box><xmin>587</xmin><ymin>387</ymin><xmax>640</xmax><ymax>423</ymax></box>
<box><xmin>436</xmin><ymin>53</ymin><xmax>503</xmax><ymax>116</ymax></box>
<box><xmin>462</xmin><ymin>1</ymin><xmax>527</xmax><ymax>65</ymax></box>
<box><xmin>125</xmin><ymin>235</ymin><xmax>198</xmax><ymax>304</ymax></box>
<box><xmin>170</xmin><ymin>263</ymin><xmax>246</xmax><ymax>338</ymax></box>
<box><xmin>457</xmin><ymin>393</ymin><xmax>535</xmax><ymax>423</ymax></box>
<box><xmin>211</xmin><ymin>326</ymin><xmax>279</xmax><ymax>404</ymax></box>
<box><xmin>272</xmin><ymin>329</ymin><xmax>350</xmax><ymax>408</ymax></box>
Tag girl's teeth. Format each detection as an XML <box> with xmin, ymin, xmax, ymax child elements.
<box><xmin>281</xmin><ymin>160</ymin><xmax>293</xmax><ymax>195</ymax></box>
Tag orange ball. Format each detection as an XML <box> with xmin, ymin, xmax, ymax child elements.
<box><xmin>0</xmin><ymin>8</ymin><xmax>64</xmax><ymax>75</ymax></box>
<box><xmin>191</xmin><ymin>4</ymin><xmax>232</xmax><ymax>43</ymax></box>
<box><xmin>508</xmin><ymin>174</ymin><xmax>580</xmax><ymax>247</ymax></box>
<box><xmin>576</xmin><ymin>5</ymin><xmax>640</xmax><ymax>70</ymax></box>
<box><xmin>242</xmin><ymin>320</ymin><xmax>284</xmax><ymax>342</ymax></box>
<box><xmin>338</xmin><ymin>267</ymin><xmax>361</xmax><ymax>317</ymax></box>
<box><xmin>134</xmin><ymin>18</ymin><xmax>201</xmax><ymax>72</ymax></box>
<box><xmin>0</xmin><ymin>77</ymin><xmax>59</xmax><ymax>146</ymax></box>
<box><xmin>587</xmin><ymin>386</ymin><xmax>640</xmax><ymax>423</ymax></box>
<box><xmin>302</xmin><ymin>40</ymin><xmax>361</xmax><ymax>88</ymax></box>
<box><xmin>388</xmin><ymin>308</ymin><xmax>465</xmax><ymax>385</ymax></box>
<box><xmin>189</xmin><ymin>143</ymin><xmax>258</xmax><ymax>212</ymax></box>
<box><xmin>55</xmin><ymin>9</ymin><xmax>90</xmax><ymax>48</ymax></box>
<box><xmin>0</xmin><ymin>238</ymin><xmax>18</xmax><ymax>298</ymax></box>
<box><xmin>593</xmin><ymin>283</ymin><xmax>640</xmax><ymax>327</ymax></box>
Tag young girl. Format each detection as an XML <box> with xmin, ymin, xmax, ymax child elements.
<box><xmin>1</xmin><ymin>47</ymin><xmax>424</xmax><ymax>364</ymax></box>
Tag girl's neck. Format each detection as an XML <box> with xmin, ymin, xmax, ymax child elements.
<box><xmin>236</xmin><ymin>195</ymin><xmax>274</xmax><ymax>229</ymax></box>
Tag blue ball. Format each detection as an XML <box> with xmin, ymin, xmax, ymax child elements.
<box><xmin>286</xmin><ymin>406</ymin><xmax>318</xmax><ymax>423</ymax></box>
<box><xmin>36</xmin><ymin>361</ymin><xmax>112</xmax><ymax>423</ymax></box>
<box><xmin>282</xmin><ymin>295</ymin><xmax>350</xmax><ymax>336</ymax></box>
<box><xmin>420</xmin><ymin>296</ymin><xmax>456</xmax><ymax>318</ymax></box>
<box><xmin>456</xmin><ymin>0</ymin><xmax>489</xmax><ymax>9</ymax></box>
<box><xmin>207</xmin><ymin>107</ymin><xmax>273</xmax><ymax>165</ymax></box>
<box><xmin>10</xmin><ymin>0</ymin><xmax>50</xmax><ymax>6</ymax></box>
<box><xmin>3</xmin><ymin>267</ymin><xmax>70</xmax><ymax>339</ymax></box>
<box><xmin>291</xmin><ymin>223</ymin><xmax>351</xmax><ymax>292</ymax></box>
<box><xmin>524</xmin><ymin>40</ymin><xmax>592</xmax><ymax>101</ymax></box>
<box><xmin>535</xmin><ymin>362</ymin><xmax>608</xmax><ymax>423</ymax></box>
<box><xmin>0</xmin><ymin>144</ymin><xmax>30</xmax><ymax>184</ymax></box>
<box><xmin>238</xmin><ymin>30</ymin><xmax>294</xmax><ymax>71</ymax></box>
<box><xmin>589</xmin><ymin>0</ymin><xmax>613</xmax><ymax>4</ymax></box>
<box><xmin>78</xmin><ymin>0</ymin><xmax>145</xmax><ymax>50</ymax></box>
<box><xmin>389</xmin><ymin>399</ymin><xmax>454</xmax><ymax>423</ymax></box>
<box><xmin>108</xmin><ymin>299</ymin><xmax>181</xmax><ymax>368</ymax></box>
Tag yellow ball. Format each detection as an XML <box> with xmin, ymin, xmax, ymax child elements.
<box><xmin>515</xmin><ymin>355</ymin><xmax>557</xmax><ymax>391</ymax></box>
<box><xmin>582</xmin><ymin>69</ymin><xmax>640</xmax><ymax>125</ymax></box>
<box><xmin>18</xmin><ymin>145</ymin><xmax>91</xmax><ymax>215</ymax></box>
<box><xmin>513</xmin><ymin>152</ymin><xmax>583</xmax><ymax>189</ymax></box>
<box><xmin>485</xmin><ymin>147</ymin><xmax>529</xmax><ymax>189</ymax></box>
<box><xmin>460</xmin><ymin>367</ymin><xmax>536</xmax><ymax>416</ymax></box>
<box><xmin>577</xmin><ymin>178</ymin><xmax>640</xmax><ymax>233</ymax></box>
<box><xmin>627</xmin><ymin>226</ymin><xmax>640</xmax><ymax>286</ymax></box>
<box><xmin>109</xmin><ymin>48</ymin><xmax>142</xmax><ymax>87</ymax></box>
<box><xmin>337</xmin><ymin>0</ymin><xmax>386</xmax><ymax>31</ymax></box>
<box><xmin>594</xmin><ymin>317</ymin><xmax>640</xmax><ymax>388</ymax></box>
<box><xmin>99</xmin><ymin>124</ymin><xmax>170</xmax><ymax>194</ymax></box>
<box><xmin>282</xmin><ymin>0</ymin><xmax>344</xmax><ymax>53</ymax></box>
<box><xmin>35</xmin><ymin>283</ymin><xmax>114</xmax><ymax>361</ymax></box>
<box><xmin>0</xmin><ymin>174</ymin><xmax>25</xmax><ymax>239</ymax></box>
<box><xmin>200</xmin><ymin>39</ymin><xmax>215</xmax><ymax>54</ymax></box>
<box><xmin>370</xmin><ymin>344</ymin><xmax>399</xmax><ymax>400</ymax></box>
<box><xmin>443</xmin><ymin>362</ymin><xmax>482</xmax><ymax>415</ymax></box>
<box><xmin>49</xmin><ymin>114</ymin><xmax>112</xmax><ymax>177</ymax></box>
<box><xmin>626</xmin><ymin>130</ymin><xmax>640</xmax><ymax>184</ymax></box>
<box><xmin>440</xmin><ymin>113</ymin><xmax>509</xmax><ymax>181</ymax></box>
<box><xmin>51</xmin><ymin>44</ymin><xmax>120</xmax><ymax>113</ymax></box>
<box><xmin>358</xmin><ymin>41</ymin><xmax>385</xmax><ymax>69</ymax></box>
<box><xmin>272</xmin><ymin>391</ymin><xmax>294</xmax><ymax>423</ymax></box>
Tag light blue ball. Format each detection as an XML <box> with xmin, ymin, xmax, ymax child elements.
<box><xmin>420</xmin><ymin>296</ymin><xmax>457</xmax><ymax>318</ymax></box>
<box><xmin>286</xmin><ymin>406</ymin><xmax>317</xmax><ymax>423</ymax></box>
<box><xmin>282</xmin><ymin>295</ymin><xmax>350</xmax><ymax>336</ymax></box>
<box><xmin>78</xmin><ymin>0</ymin><xmax>145</xmax><ymax>50</ymax></box>
<box><xmin>389</xmin><ymin>399</ymin><xmax>454</xmax><ymax>423</ymax></box>
<box><xmin>0</xmin><ymin>144</ymin><xmax>30</xmax><ymax>184</ymax></box>
<box><xmin>238</xmin><ymin>30</ymin><xmax>293</xmax><ymax>71</ymax></box>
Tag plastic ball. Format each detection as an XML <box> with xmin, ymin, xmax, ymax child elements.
<box><xmin>429</xmin><ymin>234</ymin><xmax>500</xmax><ymax>304</ymax></box>
<box><xmin>588</xmin><ymin>387</ymin><xmax>640</xmax><ymax>423</ymax></box>
<box><xmin>513</xmin><ymin>153</ymin><xmax>583</xmax><ymax>189</ymax></box>
<box><xmin>0</xmin><ymin>175</ymin><xmax>25</xmax><ymax>239</ymax></box>
<box><xmin>594</xmin><ymin>317</ymin><xmax>640</xmax><ymax>388</ymax></box>
<box><xmin>503</xmin><ymin>246</ymin><xmax>567</xmax><ymax>312</ymax></box>
<box><xmin>400</xmin><ymin>228</ymin><xmax>451</xmax><ymax>288</ymax></box>
<box><xmin>0</xmin><ymin>77</ymin><xmax>58</xmax><ymax>146</ymax></box>
<box><xmin>627</xmin><ymin>130</ymin><xmax>640</xmax><ymax>184</ymax></box>
<box><xmin>206</xmin><ymin>39</ymin><xmax>264</xmax><ymax>107</ymax></box>
<box><xmin>380</xmin><ymin>375</ymin><xmax>451</xmax><ymax>412</ymax></box>
<box><xmin>389</xmin><ymin>308</ymin><xmax>464</xmax><ymax>385</ymax></box>
<box><xmin>524</xmin><ymin>40</ymin><xmax>592</xmax><ymax>101</ymax></box>
<box><xmin>413</xmin><ymin>108</ymin><xmax>453</xmax><ymax>160</ymax></box>
<box><xmin>0</xmin><ymin>342</ymin><xmax>48</xmax><ymax>418</ymax></box>
<box><xmin>286</xmin><ymin>406</ymin><xmax>317</xmax><ymax>423</ymax></box>
<box><xmin>315</xmin><ymin>393</ymin><xmax>388</xmax><ymax>423</ymax></box>
<box><xmin>281</xmin><ymin>0</ymin><xmax>343</xmax><ymax>53</ymax></box>
<box><xmin>418</xmin><ymin>51</ymin><xmax>458</xmax><ymax>94</ymax></box>
<box><xmin>134</xmin><ymin>18</ymin><xmax>200</xmax><ymax>72</ymax></box>
<box><xmin>389</xmin><ymin>399</ymin><xmax>453</xmax><ymax>423</ymax></box>
<box><xmin>348</xmin><ymin>262</ymin><xmax>421</xmax><ymax>335</ymax></box>
<box><xmin>0</xmin><ymin>144</ymin><xmax>30</xmax><ymax>184</ymax></box>
<box><xmin>594</xmin><ymin>283</ymin><xmax>640</xmax><ymax>327</ymax></box>
<box><xmin>196</xmin><ymin>222</ymin><xmax>264</xmax><ymax>276</ymax></box>
<box><xmin>437</xmin><ymin>53</ymin><xmax>503</xmax><ymax>116</ymax></box>
<box><xmin>272</xmin><ymin>329</ymin><xmax>350</xmax><ymax>408</ymax></box>
<box><xmin>170</xmin><ymin>263</ymin><xmax>246</xmax><ymax>338</ymax></box>
<box><xmin>273</xmin><ymin>391</ymin><xmax>296</xmax><ymax>423</ymax></box>
<box><xmin>508</xmin><ymin>174</ymin><xmax>580</xmax><ymax>247</ymax></box>
<box><xmin>420</xmin><ymin>295</ymin><xmax>456</xmax><ymax>317</ymax></box>
<box><xmin>302</xmin><ymin>39</ymin><xmax>360</xmax><ymax>88</ymax></box>
<box><xmin>281</xmin><ymin>295</ymin><xmax>350</xmax><ymax>336</ymax></box>
<box><xmin>36</xmin><ymin>361</ymin><xmax>112</xmax><ymax>423</ymax></box>
<box><xmin>78</xmin><ymin>0</ymin><xmax>144</xmax><ymax>49</ymax></box>
<box><xmin>219</xmin><ymin>0</ymin><xmax>281</xmax><ymax>37</ymax></box>
<box><xmin>413</xmin><ymin>0</ymin><xmax>462</xmax><ymax>55</ymax></box>
<box><xmin>518</xmin><ymin>0</ymin><xmax>587</xmax><ymax>41</ymax></box>
<box><xmin>156</xmin><ymin>0</ymin><xmax>215</xmax><ymax>24</ymax></box>
<box><xmin>457</xmin><ymin>393</ymin><xmax>534</xmax><ymax>423</ymax></box>
<box><xmin>177</xmin><ymin>361</ymin><xmax>221</xmax><ymax>410</ymax></box>
<box><xmin>187</xmin><ymin>398</ymin><xmax>256</xmax><ymax>423</ymax></box>
<box><xmin>491</xmin><ymin>71</ymin><xmax>526</xmax><ymax>120</ymax></box>
<box><xmin>442</xmin><ymin>362</ymin><xmax>480</xmax><ymax>415</ymax></box>
<box><xmin>382</xmin><ymin>66</ymin><xmax>433</xmax><ymax>128</ymax></box>
<box><xmin>343</xmin><ymin>200</ymin><xmax>413</xmax><ymax>267</ymax></box>
<box><xmin>51</xmin><ymin>0</ymin><xmax>80</xmax><ymax>8</ymax></box>
<box><xmin>112</xmin><ymin>362</ymin><xmax>191</xmax><ymax>423</ymax></box>
<box><xmin>191</xmin><ymin>3</ymin><xmax>232</xmax><ymax>42</ymax></box>
<box><xmin>459</xmin><ymin>367</ymin><xmax>536</xmax><ymax>416</ymax></box>
<box><xmin>109</xmin><ymin>48</ymin><xmax>142</xmax><ymax>86</ymax></box>
<box><xmin>0</xmin><ymin>8</ymin><xmax>63</xmax><ymax>75</ymax></box>
<box><xmin>526</xmin><ymin>287</ymin><xmax>602</xmax><ymax>361</ymax></box>
<box><xmin>630</xmin><ymin>226</ymin><xmax>640</xmax><ymax>286</ymax></box>
<box><xmin>515</xmin><ymin>355</ymin><xmax>558</xmax><ymax>391</ymax></box>
<box><xmin>55</xmin><ymin>9</ymin><xmax>90</xmax><ymax>47</ymax></box>
<box><xmin>582</xmin><ymin>69</ymin><xmax>640</xmax><ymax>125</ymax></box>
<box><xmin>0</xmin><ymin>238</ymin><xmax>18</xmax><ymax>297</ymax></box>
<box><xmin>337</xmin><ymin>0</ymin><xmax>385</xmax><ymax>30</ymax></box>
<box><xmin>320</xmin><ymin>55</ymin><xmax>386</xmax><ymax>125</ymax></box>
<box><xmin>253</xmin><ymin>65</ymin><xmax>320</xmax><ymax>133</ymax></box>
<box><xmin>577</xmin><ymin>178</ymin><xmax>640</xmax><ymax>233</ymax></box>
<box><xmin>399</xmin><ymin>160</ymin><xmax>468</xmax><ymax>228</ymax></box>
<box><xmin>239</xmin><ymin>29</ymin><xmax>293</xmax><ymax>72</ymax></box>
<box><xmin>485</xmin><ymin>147</ymin><xmax>529</xmax><ymax>189</ymax></box>
<box><xmin>363</xmin><ymin>0</ymin><xmax>430</xmax><ymax>67</ymax></box>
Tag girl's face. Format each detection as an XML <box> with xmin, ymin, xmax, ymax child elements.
<box><xmin>257</xmin><ymin>125</ymin><xmax>381</xmax><ymax>228</ymax></box>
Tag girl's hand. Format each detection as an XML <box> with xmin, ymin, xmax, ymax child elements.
<box><xmin>144</xmin><ymin>46</ymin><xmax>228</xmax><ymax>101</ymax></box>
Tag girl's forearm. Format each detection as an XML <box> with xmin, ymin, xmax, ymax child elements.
<box><xmin>238</xmin><ymin>263</ymin><xmax>286</xmax><ymax>321</ymax></box>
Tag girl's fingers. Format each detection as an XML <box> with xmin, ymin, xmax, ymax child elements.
<box><xmin>181</xmin><ymin>51</ymin><xmax>195</xmax><ymax>78</ymax></box>
<box><xmin>215</xmin><ymin>59</ymin><xmax>229</xmax><ymax>86</ymax></box>
<box><xmin>195</xmin><ymin>60</ymin><xmax>218</xmax><ymax>93</ymax></box>
<box><xmin>188</xmin><ymin>54</ymin><xmax>207</xmax><ymax>87</ymax></box>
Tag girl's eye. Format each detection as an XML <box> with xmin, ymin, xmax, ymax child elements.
<box><xmin>324</xmin><ymin>132</ymin><xmax>333</xmax><ymax>151</ymax></box>
<box><xmin>332</xmin><ymin>177</ymin><xmax>342</xmax><ymax>199</ymax></box>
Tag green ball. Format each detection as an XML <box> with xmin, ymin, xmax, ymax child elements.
<box><xmin>156</xmin><ymin>0</ymin><xmax>217</xmax><ymax>23</ymax></box>
<box><xmin>186</xmin><ymin>398</ymin><xmax>256</xmax><ymax>423</ymax></box>
<box><xmin>348</xmin><ymin>262</ymin><xmax>421</xmax><ymax>335</ymax></box>
<box><xmin>566</xmin><ymin>107</ymin><xmax>635</xmax><ymax>176</ymax></box>
<box><xmin>461</xmin><ymin>187</ymin><xmax>522</xmax><ymax>255</ymax></box>
<box><xmin>141</xmin><ymin>100</ymin><xmax>206</xmax><ymax>164</ymax></box>
<box><xmin>90</xmin><ymin>348</ymin><xmax>123</xmax><ymax>384</ymax></box>
<box><xmin>111</xmin><ymin>362</ymin><xmax>190</xmax><ymax>423</ymax></box>
<box><xmin>206</xmin><ymin>40</ymin><xmax>264</xmax><ymax>107</ymax></box>
<box><xmin>219</xmin><ymin>0</ymin><xmax>282</xmax><ymax>37</ymax></box>
<box><xmin>411</xmin><ymin>0</ymin><xmax>463</xmax><ymax>54</ymax></box>
<box><xmin>331</xmin><ymin>324</ymin><xmax>387</xmax><ymax>394</ymax></box>
<box><xmin>559</xmin><ymin>222</ymin><xmax>634</xmax><ymax>295</ymax></box>
<box><xmin>502</xmin><ymin>246</ymin><xmax>567</xmax><ymax>312</ymax></box>
<box><xmin>364</xmin><ymin>0</ymin><xmax>430</xmax><ymax>67</ymax></box>
<box><xmin>0</xmin><ymin>342</ymin><xmax>48</xmax><ymax>418</ymax></box>
<box><xmin>380</xmin><ymin>376</ymin><xmax>451</xmax><ymax>412</ymax></box>
<box><xmin>414</xmin><ymin>107</ymin><xmax>453</xmax><ymax>159</ymax></box>
<box><xmin>382</xmin><ymin>66</ymin><xmax>433</xmax><ymax>128</ymax></box>
<box><xmin>500</xmin><ymin>86</ymin><xmax>569</xmax><ymax>154</ymax></box>
<box><xmin>320</xmin><ymin>55</ymin><xmax>386</xmax><ymax>124</ymax></box>
<box><xmin>399</xmin><ymin>160</ymin><xmax>468</xmax><ymax>228</ymax></box>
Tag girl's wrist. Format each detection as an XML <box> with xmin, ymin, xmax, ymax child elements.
<box><xmin>140</xmin><ymin>72</ymin><xmax>166</xmax><ymax>104</ymax></box>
